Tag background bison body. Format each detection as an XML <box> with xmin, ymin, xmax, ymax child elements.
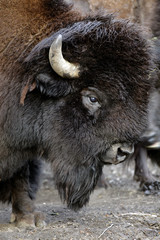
<box><xmin>0</xmin><ymin>0</ymin><xmax>154</xmax><ymax>226</ymax></box>
<box><xmin>131</xmin><ymin>0</ymin><xmax>160</xmax><ymax>193</ymax></box>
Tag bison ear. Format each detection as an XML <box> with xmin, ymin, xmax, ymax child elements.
<box><xmin>20</xmin><ymin>81</ymin><xmax>37</xmax><ymax>105</ymax></box>
<box><xmin>36</xmin><ymin>73</ymin><xmax>72</xmax><ymax>98</ymax></box>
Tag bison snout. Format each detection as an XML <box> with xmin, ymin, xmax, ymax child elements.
<box><xmin>102</xmin><ymin>143</ymin><xmax>134</xmax><ymax>165</ymax></box>
<box><xmin>140</xmin><ymin>129</ymin><xmax>160</xmax><ymax>149</ymax></box>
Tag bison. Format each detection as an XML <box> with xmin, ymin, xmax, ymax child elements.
<box><xmin>128</xmin><ymin>0</ymin><xmax>160</xmax><ymax>193</ymax></box>
<box><xmin>0</xmin><ymin>0</ymin><xmax>154</xmax><ymax>226</ymax></box>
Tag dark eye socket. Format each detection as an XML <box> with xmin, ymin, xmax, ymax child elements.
<box><xmin>89</xmin><ymin>96</ymin><xmax>98</xmax><ymax>103</ymax></box>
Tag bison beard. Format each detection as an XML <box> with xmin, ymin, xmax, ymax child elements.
<box><xmin>0</xmin><ymin>0</ymin><xmax>155</xmax><ymax>226</ymax></box>
<box><xmin>54</xmin><ymin>157</ymin><xmax>102</xmax><ymax>210</ymax></box>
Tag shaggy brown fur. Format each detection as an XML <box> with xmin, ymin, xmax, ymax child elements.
<box><xmin>0</xmin><ymin>0</ymin><xmax>155</xmax><ymax>226</ymax></box>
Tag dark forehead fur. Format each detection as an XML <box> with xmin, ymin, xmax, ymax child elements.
<box><xmin>25</xmin><ymin>12</ymin><xmax>153</xmax><ymax>105</ymax></box>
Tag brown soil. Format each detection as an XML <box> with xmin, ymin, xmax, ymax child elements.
<box><xmin>0</xmin><ymin>160</ymin><xmax>160</xmax><ymax>240</ymax></box>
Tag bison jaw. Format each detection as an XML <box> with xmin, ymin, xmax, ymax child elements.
<box><xmin>101</xmin><ymin>143</ymin><xmax>134</xmax><ymax>164</ymax></box>
<box><xmin>49</xmin><ymin>34</ymin><xmax>80</xmax><ymax>78</ymax></box>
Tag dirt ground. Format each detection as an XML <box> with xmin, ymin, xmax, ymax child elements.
<box><xmin>0</xmin><ymin>160</ymin><xmax>160</xmax><ymax>240</ymax></box>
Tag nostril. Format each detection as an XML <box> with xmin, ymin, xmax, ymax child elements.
<box><xmin>120</xmin><ymin>144</ymin><xmax>134</xmax><ymax>155</ymax></box>
<box><xmin>100</xmin><ymin>143</ymin><xmax>134</xmax><ymax>165</ymax></box>
<box><xmin>116</xmin><ymin>144</ymin><xmax>134</xmax><ymax>162</ymax></box>
<box><xmin>116</xmin><ymin>148</ymin><xmax>127</xmax><ymax>162</ymax></box>
<box><xmin>117</xmin><ymin>147</ymin><xmax>127</xmax><ymax>157</ymax></box>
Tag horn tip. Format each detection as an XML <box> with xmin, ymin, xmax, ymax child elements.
<box><xmin>56</xmin><ymin>34</ymin><xmax>62</xmax><ymax>45</ymax></box>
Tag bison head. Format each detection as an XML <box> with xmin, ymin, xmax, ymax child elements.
<box><xmin>24</xmin><ymin>14</ymin><xmax>154</xmax><ymax>210</ymax></box>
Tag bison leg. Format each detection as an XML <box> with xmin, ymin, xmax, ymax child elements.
<box><xmin>10</xmin><ymin>160</ymin><xmax>45</xmax><ymax>227</ymax></box>
<box><xmin>134</xmin><ymin>146</ymin><xmax>160</xmax><ymax>194</ymax></box>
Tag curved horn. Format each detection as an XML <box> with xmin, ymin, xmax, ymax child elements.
<box><xmin>49</xmin><ymin>34</ymin><xmax>80</xmax><ymax>78</ymax></box>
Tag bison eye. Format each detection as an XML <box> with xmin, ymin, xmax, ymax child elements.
<box><xmin>89</xmin><ymin>96</ymin><xmax>98</xmax><ymax>103</ymax></box>
<box><xmin>81</xmin><ymin>89</ymin><xmax>101</xmax><ymax>115</ymax></box>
